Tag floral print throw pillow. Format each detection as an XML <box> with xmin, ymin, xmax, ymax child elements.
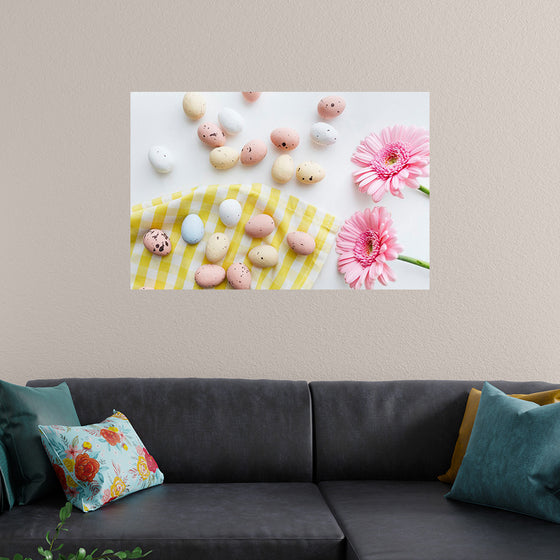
<box><xmin>38</xmin><ymin>411</ymin><xmax>163</xmax><ymax>512</ymax></box>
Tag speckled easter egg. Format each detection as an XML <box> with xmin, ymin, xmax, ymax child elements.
<box><xmin>205</xmin><ymin>232</ymin><xmax>230</xmax><ymax>263</ymax></box>
<box><xmin>148</xmin><ymin>146</ymin><xmax>173</xmax><ymax>173</ymax></box>
<box><xmin>183</xmin><ymin>92</ymin><xmax>206</xmax><ymax>120</ymax></box>
<box><xmin>218</xmin><ymin>107</ymin><xmax>244</xmax><ymax>135</ymax></box>
<box><xmin>245</xmin><ymin>214</ymin><xmax>275</xmax><ymax>238</ymax></box>
<box><xmin>194</xmin><ymin>264</ymin><xmax>226</xmax><ymax>288</ymax></box>
<box><xmin>296</xmin><ymin>161</ymin><xmax>326</xmax><ymax>184</ymax></box>
<box><xmin>181</xmin><ymin>214</ymin><xmax>205</xmax><ymax>245</ymax></box>
<box><xmin>317</xmin><ymin>95</ymin><xmax>346</xmax><ymax>119</ymax></box>
<box><xmin>242</xmin><ymin>91</ymin><xmax>261</xmax><ymax>102</ymax></box>
<box><xmin>197</xmin><ymin>122</ymin><xmax>226</xmax><ymax>147</ymax></box>
<box><xmin>143</xmin><ymin>229</ymin><xmax>172</xmax><ymax>256</ymax></box>
<box><xmin>310</xmin><ymin>122</ymin><xmax>338</xmax><ymax>146</ymax></box>
<box><xmin>227</xmin><ymin>263</ymin><xmax>252</xmax><ymax>289</ymax></box>
<box><xmin>271</xmin><ymin>154</ymin><xmax>294</xmax><ymax>184</ymax></box>
<box><xmin>219</xmin><ymin>199</ymin><xmax>242</xmax><ymax>227</ymax></box>
<box><xmin>240</xmin><ymin>139</ymin><xmax>267</xmax><ymax>166</ymax></box>
<box><xmin>270</xmin><ymin>128</ymin><xmax>299</xmax><ymax>151</ymax></box>
<box><xmin>248</xmin><ymin>245</ymin><xmax>278</xmax><ymax>268</ymax></box>
<box><xmin>287</xmin><ymin>231</ymin><xmax>316</xmax><ymax>255</ymax></box>
<box><xmin>210</xmin><ymin>146</ymin><xmax>239</xmax><ymax>170</ymax></box>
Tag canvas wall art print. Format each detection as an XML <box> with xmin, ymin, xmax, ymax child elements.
<box><xmin>130</xmin><ymin>92</ymin><xmax>429</xmax><ymax>290</ymax></box>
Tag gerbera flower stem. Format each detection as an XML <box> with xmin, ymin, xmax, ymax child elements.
<box><xmin>397</xmin><ymin>254</ymin><xmax>430</xmax><ymax>269</ymax></box>
<box><xmin>418</xmin><ymin>185</ymin><xmax>430</xmax><ymax>196</ymax></box>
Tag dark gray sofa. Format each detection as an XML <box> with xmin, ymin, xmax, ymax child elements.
<box><xmin>1</xmin><ymin>378</ymin><xmax>559</xmax><ymax>560</ymax></box>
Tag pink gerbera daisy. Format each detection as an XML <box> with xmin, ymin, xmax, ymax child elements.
<box><xmin>336</xmin><ymin>207</ymin><xmax>403</xmax><ymax>289</ymax></box>
<box><xmin>352</xmin><ymin>125</ymin><xmax>429</xmax><ymax>202</ymax></box>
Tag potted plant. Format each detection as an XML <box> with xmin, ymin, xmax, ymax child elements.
<box><xmin>1</xmin><ymin>502</ymin><xmax>151</xmax><ymax>560</ymax></box>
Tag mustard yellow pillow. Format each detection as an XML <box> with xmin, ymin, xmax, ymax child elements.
<box><xmin>438</xmin><ymin>387</ymin><xmax>560</xmax><ymax>484</ymax></box>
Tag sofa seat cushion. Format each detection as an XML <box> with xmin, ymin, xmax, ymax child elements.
<box><xmin>0</xmin><ymin>483</ymin><xmax>344</xmax><ymax>560</ymax></box>
<box><xmin>319</xmin><ymin>481</ymin><xmax>560</xmax><ymax>560</ymax></box>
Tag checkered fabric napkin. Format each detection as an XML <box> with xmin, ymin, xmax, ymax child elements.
<box><xmin>130</xmin><ymin>183</ymin><xmax>340</xmax><ymax>289</ymax></box>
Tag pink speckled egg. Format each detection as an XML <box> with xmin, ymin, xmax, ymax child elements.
<box><xmin>270</xmin><ymin>128</ymin><xmax>299</xmax><ymax>151</ymax></box>
<box><xmin>194</xmin><ymin>264</ymin><xmax>226</xmax><ymax>288</ymax></box>
<box><xmin>287</xmin><ymin>231</ymin><xmax>316</xmax><ymax>255</ymax></box>
<box><xmin>240</xmin><ymin>139</ymin><xmax>267</xmax><ymax>166</ymax></box>
<box><xmin>242</xmin><ymin>91</ymin><xmax>261</xmax><ymax>102</ymax></box>
<box><xmin>245</xmin><ymin>214</ymin><xmax>275</xmax><ymax>238</ymax></box>
<box><xmin>317</xmin><ymin>95</ymin><xmax>346</xmax><ymax>119</ymax></box>
<box><xmin>143</xmin><ymin>229</ymin><xmax>172</xmax><ymax>256</ymax></box>
<box><xmin>227</xmin><ymin>263</ymin><xmax>252</xmax><ymax>289</ymax></box>
<box><xmin>197</xmin><ymin>122</ymin><xmax>226</xmax><ymax>147</ymax></box>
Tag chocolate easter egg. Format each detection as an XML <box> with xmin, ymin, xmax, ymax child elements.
<box><xmin>143</xmin><ymin>229</ymin><xmax>172</xmax><ymax>256</ymax></box>
<box><xmin>197</xmin><ymin>122</ymin><xmax>226</xmax><ymax>147</ymax></box>
<box><xmin>270</xmin><ymin>128</ymin><xmax>299</xmax><ymax>151</ymax></box>
<box><xmin>317</xmin><ymin>95</ymin><xmax>346</xmax><ymax>119</ymax></box>
<box><xmin>227</xmin><ymin>263</ymin><xmax>252</xmax><ymax>289</ymax></box>
<box><xmin>287</xmin><ymin>231</ymin><xmax>316</xmax><ymax>255</ymax></box>
<box><xmin>245</xmin><ymin>214</ymin><xmax>275</xmax><ymax>238</ymax></box>
<box><xmin>194</xmin><ymin>264</ymin><xmax>226</xmax><ymax>288</ymax></box>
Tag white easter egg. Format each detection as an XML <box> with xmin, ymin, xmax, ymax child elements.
<box><xmin>219</xmin><ymin>199</ymin><xmax>242</xmax><ymax>227</ymax></box>
<box><xmin>218</xmin><ymin>107</ymin><xmax>245</xmax><ymax>135</ymax></box>
<box><xmin>310</xmin><ymin>122</ymin><xmax>338</xmax><ymax>146</ymax></box>
<box><xmin>148</xmin><ymin>146</ymin><xmax>173</xmax><ymax>173</ymax></box>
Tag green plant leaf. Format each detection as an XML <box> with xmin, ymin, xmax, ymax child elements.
<box><xmin>13</xmin><ymin>555</ymin><xmax>23</xmax><ymax>560</ymax></box>
<box><xmin>114</xmin><ymin>553</ymin><xmax>127</xmax><ymax>560</ymax></box>
<box><xmin>100</xmin><ymin>551</ymin><xmax>114</xmax><ymax>556</ymax></box>
<box><xmin>75</xmin><ymin>549</ymin><xmax>86</xmax><ymax>560</ymax></box>
<box><xmin>54</xmin><ymin>545</ymin><xmax>64</xmax><ymax>552</ymax></box>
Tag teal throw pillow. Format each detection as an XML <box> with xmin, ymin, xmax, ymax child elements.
<box><xmin>39</xmin><ymin>411</ymin><xmax>164</xmax><ymax>512</ymax></box>
<box><xmin>0</xmin><ymin>439</ymin><xmax>15</xmax><ymax>511</ymax></box>
<box><xmin>446</xmin><ymin>382</ymin><xmax>560</xmax><ymax>523</ymax></box>
<box><xmin>0</xmin><ymin>380</ymin><xmax>80</xmax><ymax>504</ymax></box>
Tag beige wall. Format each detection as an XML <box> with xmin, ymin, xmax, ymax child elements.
<box><xmin>2</xmin><ymin>1</ymin><xmax>559</xmax><ymax>385</ymax></box>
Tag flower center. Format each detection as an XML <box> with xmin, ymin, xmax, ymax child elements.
<box><xmin>354</xmin><ymin>230</ymin><xmax>381</xmax><ymax>267</ymax></box>
<box><xmin>371</xmin><ymin>142</ymin><xmax>410</xmax><ymax>180</ymax></box>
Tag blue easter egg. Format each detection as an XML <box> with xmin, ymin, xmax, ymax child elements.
<box><xmin>181</xmin><ymin>214</ymin><xmax>205</xmax><ymax>245</ymax></box>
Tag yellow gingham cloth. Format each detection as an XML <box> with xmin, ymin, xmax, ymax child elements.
<box><xmin>130</xmin><ymin>183</ymin><xmax>340</xmax><ymax>289</ymax></box>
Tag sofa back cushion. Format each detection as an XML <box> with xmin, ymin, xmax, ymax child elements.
<box><xmin>310</xmin><ymin>380</ymin><xmax>560</xmax><ymax>481</ymax></box>
<box><xmin>27</xmin><ymin>378</ymin><xmax>313</xmax><ymax>483</ymax></box>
